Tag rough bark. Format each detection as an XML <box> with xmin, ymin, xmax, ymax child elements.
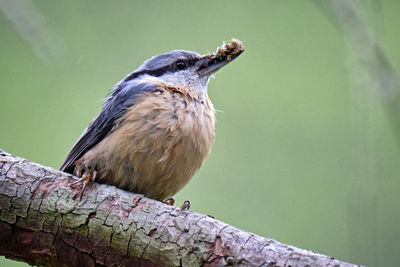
<box><xmin>0</xmin><ymin>149</ymin><xmax>360</xmax><ymax>267</ymax></box>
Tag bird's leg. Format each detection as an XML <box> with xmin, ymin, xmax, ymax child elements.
<box><xmin>71</xmin><ymin>167</ymin><xmax>97</xmax><ymax>200</ymax></box>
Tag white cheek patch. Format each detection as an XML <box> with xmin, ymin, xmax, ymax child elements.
<box><xmin>157</xmin><ymin>71</ymin><xmax>209</xmax><ymax>94</ymax></box>
<box><xmin>159</xmin><ymin>72</ymin><xmax>187</xmax><ymax>88</ymax></box>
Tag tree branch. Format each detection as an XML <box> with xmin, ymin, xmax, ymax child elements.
<box><xmin>0</xmin><ymin>149</ymin><xmax>360</xmax><ymax>266</ymax></box>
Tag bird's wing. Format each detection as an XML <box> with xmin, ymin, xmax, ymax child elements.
<box><xmin>60</xmin><ymin>80</ymin><xmax>159</xmax><ymax>173</ymax></box>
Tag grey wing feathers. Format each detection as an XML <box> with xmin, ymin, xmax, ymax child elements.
<box><xmin>60</xmin><ymin>80</ymin><xmax>159</xmax><ymax>173</ymax></box>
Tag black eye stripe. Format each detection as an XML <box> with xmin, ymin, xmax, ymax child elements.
<box><xmin>123</xmin><ymin>57</ymin><xmax>200</xmax><ymax>82</ymax></box>
<box><xmin>174</xmin><ymin>58</ymin><xmax>198</xmax><ymax>68</ymax></box>
<box><xmin>184</xmin><ymin>58</ymin><xmax>197</xmax><ymax>66</ymax></box>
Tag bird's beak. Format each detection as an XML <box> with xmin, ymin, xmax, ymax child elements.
<box><xmin>197</xmin><ymin>39</ymin><xmax>244</xmax><ymax>77</ymax></box>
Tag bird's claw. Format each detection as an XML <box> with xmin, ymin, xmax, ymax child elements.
<box><xmin>70</xmin><ymin>169</ymin><xmax>97</xmax><ymax>200</ymax></box>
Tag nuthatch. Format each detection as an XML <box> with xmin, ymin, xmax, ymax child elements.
<box><xmin>60</xmin><ymin>39</ymin><xmax>244</xmax><ymax>204</ymax></box>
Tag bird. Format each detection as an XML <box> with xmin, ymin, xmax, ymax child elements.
<box><xmin>60</xmin><ymin>39</ymin><xmax>244</xmax><ymax>205</ymax></box>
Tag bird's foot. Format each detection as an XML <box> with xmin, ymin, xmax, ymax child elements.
<box><xmin>163</xmin><ymin>198</ymin><xmax>190</xmax><ymax>211</ymax></box>
<box><xmin>164</xmin><ymin>197</ymin><xmax>175</xmax><ymax>206</ymax></box>
<box><xmin>180</xmin><ymin>200</ymin><xmax>191</xmax><ymax>211</ymax></box>
<box><xmin>70</xmin><ymin>168</ymin><xmax>97</xmax><ymax>200</ymax></box>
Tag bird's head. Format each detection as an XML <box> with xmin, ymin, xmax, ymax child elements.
<box><xmin>123</xmin><ymin>39</ymin><xmax>244</xmax><ymax>95</ymax></box>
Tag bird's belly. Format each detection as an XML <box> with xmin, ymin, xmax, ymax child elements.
<box><xmin>79</xmin><ymin>91</ymin><xmax>216</xmax><ymax>200</ymax></box>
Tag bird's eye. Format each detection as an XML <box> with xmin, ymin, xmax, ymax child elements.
<box><xmin>176</xmin><ymin>61</ymin><xmax>186</xmax><ymax>70</ymax></box>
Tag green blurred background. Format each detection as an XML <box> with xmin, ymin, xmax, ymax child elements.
<box><xmin>1</xmin><ymin>1</ymin><xmax>399</xmax><ymax>266</ymax></box>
